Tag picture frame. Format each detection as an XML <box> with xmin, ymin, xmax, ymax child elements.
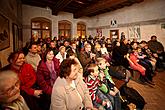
<box><xmin>128</xmin><ymin>25</ymin><xmax>141</xmax><ymax>40</ymax></box>
<box><xmin>96</xmin><ymin>28</ymin><xmax>102</xmax><ymax>37</ymax></box>
<box><xmin>0</xmin><ymin>14</ymin><xmax>10</xmax><ymax>50</ymax></box>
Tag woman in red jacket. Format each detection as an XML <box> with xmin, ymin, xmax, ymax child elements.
<box><xmin>37</xmin><ymin>48</ymin><xmax>60</xmax><ymax>110</ymax></box>
<box><xmin>7</xmin><ymin>50</ymin><xmax>42</xmax><ymax>110</ymax></box>
<box><xmin>126</xmin><ymin>50</ymin><xmax>154</xmax><ymax>85</ymax></box>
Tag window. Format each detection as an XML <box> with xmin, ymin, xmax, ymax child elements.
<box><xmin>58</xmin><ymin>20</ymin><xmax>71</xmax><ymax>39</ymax></box>
<box><xmin>77</xmin><ymin>22</ymin><xmax>86</xmax><ymax>38</ymax></box>
<box><xmin>31</xmin><ymin>18</ymin><xmax>51</xmax><ymax>41</ymax></box>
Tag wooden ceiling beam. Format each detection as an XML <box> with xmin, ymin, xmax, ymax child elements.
<box><xmin>22</xmin><ymin>0</ymin><xmax>55</xmax><ymax>8</ymax></box>
<box><xmin>52</xmin><ymin>0</ymin><xmax>74</xmax><ymax>15</ymax></box>
<box><xmin>74</xmin><ymin>0</ymin><xmax>143</xmax><ymax>18</ymax></box>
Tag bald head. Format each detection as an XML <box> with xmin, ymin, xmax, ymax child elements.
<box><xmin>0</xmin><ymin>70</ymin><xmax>20</xmax><ymax>103</ymax></box>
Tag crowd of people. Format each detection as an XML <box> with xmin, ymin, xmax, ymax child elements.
<box><xmin>0</xmin><ymin>34</ymin><xmax>164</xmax><ymax>110</ymax></box>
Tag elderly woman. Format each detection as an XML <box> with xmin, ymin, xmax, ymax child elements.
<box><xmin>50</xmin><ymin>58</ymin><xmax>93</xmax><ymax>110</ymax></box>
<box><xmin>37</xmin><ymin>48</ymin><xmax>60</xmax><ymax>110</ymax></box>
<box><xmin>0</xmin><ymin>70</ymin><xmax>29</xmax><ymax>110</ymax></box>
<box><xmin>7</xmin><ymin>50</ymin><xmax>42</xmax><ymax>110</ymax></box>
<box><xmin>55</xmin><ymin>46</ymin><xmax>67</xmax><ymax>63</ymax></box>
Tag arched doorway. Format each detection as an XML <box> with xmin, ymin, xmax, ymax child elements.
<box><xmin>31</xmin><ymin>17</ymin><xmax>51</xmax><ymax>41</ymax></box>
<box><xmin>77</xmin><ymin>22</ymin><xmax>86</xmax><ymax>38</ymax></box>
<box><xmin>58</xmin><ymin>20</ymin><xmax>71</xmax><ymax>39</ymax></box>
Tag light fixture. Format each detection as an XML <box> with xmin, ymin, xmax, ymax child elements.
<box><xmin>75</xmin><ymin>0</ymin><xmax>85</xmax><ymax>4</ymax></box>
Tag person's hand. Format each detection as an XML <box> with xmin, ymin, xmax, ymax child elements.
<box><xmin>99</xmin><ymin>71</ymin><xmax>105</xmax><ymax>81</ymax></box>
<box><xmin>125</xmin><ymin>54</ymin><xmax>129</xmax><ymax>58</ymax></box>
<box><xmin>106</xmin><ymin>101</ymin><xmax>111</xmax><ymax>108</ymax></box>
<box><xmin>34</xmin><ymin>90</ymin><xmax>42</xmax><ymax>98</ymax></box>
<box><xmin>143</xmin><ymin>55</ymin><xmax>147</xmax><ymax>58</ymax></box>
<box><xmin>114</xmin><ymin>87</ymin><xmax>119</xmax><ymax>94</ymax></box>
<box><xmin>102</xmin><ymin>100</ymin><xmax>107</xmax><ymax>106</ymax></box>
<box><xmin>106</xmin><ymin>62</ymin><xmax>110</xmax><ymax>66</ymax></box>
<box><xmin>142</xmin><ymin>67</ymin><xmax>146</xmax><ymax>71</ymax></box>
<box><xmin>90</xmin><ymin>53</ymin><xmax>96</xmax><ymax>59</ymax></box>
<box><xmin>153</xmin><ymin>53</ymin><xmax>158</xmax><ymax>58</ymax></box>
<box><xmin>109</xmin><ymin>90</ymin><xmax>116</xmax><ymax>96</ymax></box>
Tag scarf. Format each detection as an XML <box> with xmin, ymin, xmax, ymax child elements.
<box><xmin>46</xmin><ymin>61</ymin><xmax>57</xmax><ymax>86</ymax></box>
<box><xmin>2</xmin><ymin>96</ymin><xmax>29</xmax><ymax>110</ymax></box>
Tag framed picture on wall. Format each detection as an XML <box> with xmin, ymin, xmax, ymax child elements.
<box><xmin>12</xmin><ymin>23</ymin><xmax>19</xmax><ymax>51</ymax></box>
<box><xmin>96</xmin><ymin>28</ymin><xmax>102</xmax><ymax>37</ymax></box>
<box><xmin>0</xmin><ymin>14</ymin><xmax>10</xmax><ymax>50</ymax></box>
<box><xmin>128</xmin><ymin>25</ymin><xmax>141</xmax><ymax>40</ymax></box>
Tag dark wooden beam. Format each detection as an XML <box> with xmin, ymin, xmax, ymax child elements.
<box><xmin>22</xmin><ymin>0</ymin><xmax>55</xmax><ymax>8</ymax></box>
<box><xmin>74</xmin><ymin>0</ymin><xmax>143</xmax><ymax>18</ymax></box>
<box><xmin>52</xmin><ymin>0</ymin><xmax>74</xmax><ymax>15</ymax></box>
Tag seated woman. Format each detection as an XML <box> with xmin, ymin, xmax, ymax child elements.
<box><xmin>129</xmin><ymin>42</ymin><xmax>155</xmax><ymax>85</ymax></box>
<box><xmin>126</xmin><ymin>51</ymin><xmax>154</xmax><ymax>85</ymax></box>
<box><xmin>50</xmin><ymin>58</ymin><xmax>93</xmax><ymax>110</ymax></box>
<box><xmin>101</xmin><ymin>43</ymin><xmax>111</xmax><ymax>62</ymax></box>
<box><xmin>55</xmin><ymin>46</ymin><xmax>67</xmax><ymax>64</ymax></box>
<box><xmin>0</xmin><ymin>70</ymin><xmax>29</xmax><ymax>110</ymax></box>
<box><xmin>37</xmin><ymin>48</ymin><xmax>60</xmax><ymax>110</ymax></box>
<box><xmin>7</xmin><ymin>50</ymin><xmax>42</xmax><ymax>110</ymax></box>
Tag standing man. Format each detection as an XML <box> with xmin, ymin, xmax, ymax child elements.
<box><xmin>148</xmin><ymin>35</ymin><xmax>165</xmax><ymax>70</ymax></box>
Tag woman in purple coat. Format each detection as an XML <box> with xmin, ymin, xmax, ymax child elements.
<box><xmin>37</xmin><ymin>48</ymin><xmax>60</xmax><ymax>110</ymax></box>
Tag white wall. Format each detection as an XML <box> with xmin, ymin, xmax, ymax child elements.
<box><xmin>87</xmin><ymin>0</ymin><xmax>165</xmax><ymax>48</ymax></box>
<box><xmin>88</xmin><ymin>0</ymin><xmax>165</xmax><ymax>27</ymax></box>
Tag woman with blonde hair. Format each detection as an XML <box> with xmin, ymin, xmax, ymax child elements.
<box><xmin>55</xmin><ymin>46</ymin><xmax>67</xmax><ymax>63</ymax></box>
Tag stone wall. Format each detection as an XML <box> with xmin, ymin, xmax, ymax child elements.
<box><xmin>0</xmin><ymin>0</ymin><xmax>22</xmax><ymax>67</ymax></box>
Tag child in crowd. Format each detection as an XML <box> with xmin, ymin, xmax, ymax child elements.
<box><xmin>96</xmin><ymin>57</ymin><xmax>121</xmax><ymax>110</ymax></box>
<box><xmin>137</xmin><ymin>47</ymin><xmax>155</xmax><ymax>72</ymax></box>
<box><xmin>85</xmin><ymin>64</ymin><xmax>113</xmax><ymax>110</ymax></box>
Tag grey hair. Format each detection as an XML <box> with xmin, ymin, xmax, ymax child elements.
<box><xmin>0</xmin><ymin>70</ymin><xmax>18</xmax><ymax>87</ymax></box>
